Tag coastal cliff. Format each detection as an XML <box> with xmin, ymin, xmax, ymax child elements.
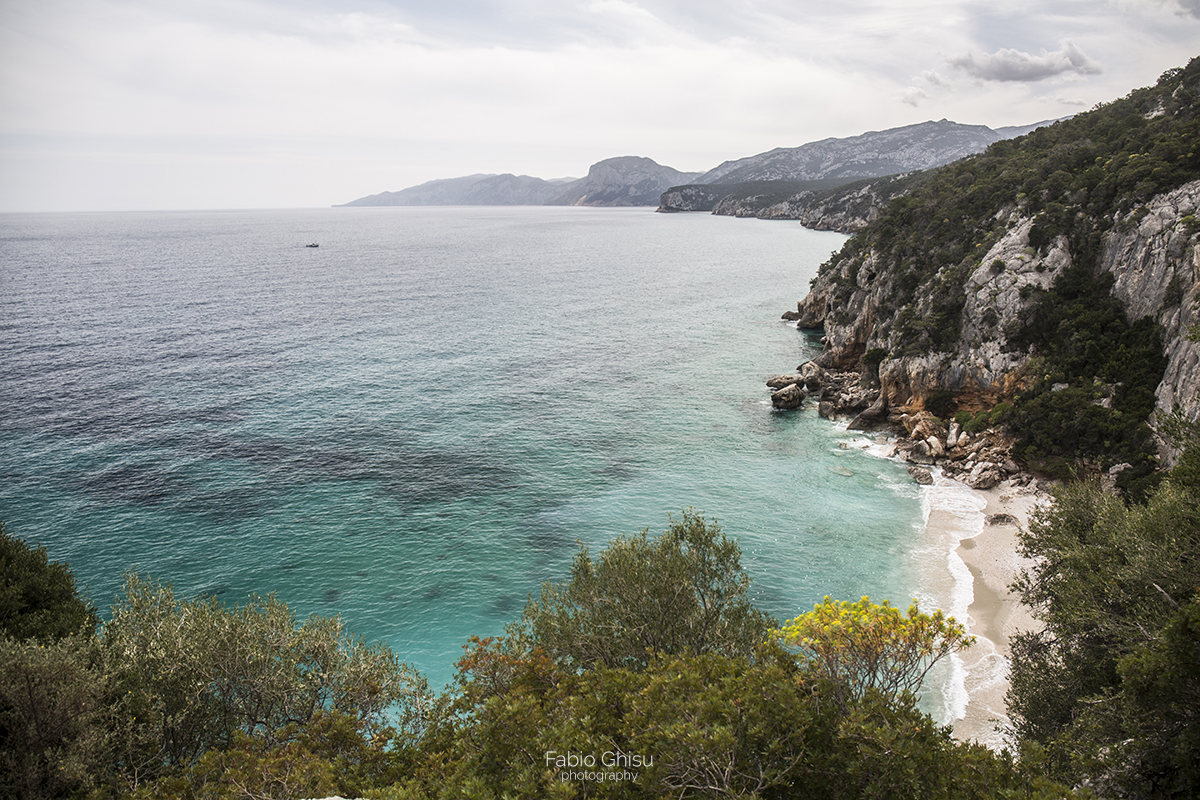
<box><xmin>778</xmin><ymin>59</ymin><xmax>1200</xmax><ymax>476</ymax></box>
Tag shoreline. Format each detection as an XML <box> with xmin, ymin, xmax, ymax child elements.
<box><xmin>853</xmin><ymin>429</ymin><xmax>1045</xmax><ymax>749</ymax></box>
<box><xmin>921</xmin><ymin>472</ymin><xmax>1046</xmax><ymax>748</ymax></box>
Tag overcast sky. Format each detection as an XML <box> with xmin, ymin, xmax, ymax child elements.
<box><xmin>2</xmin><ymin>0</ymin><xmax>1198</xmax><ymax>212</ymax></box>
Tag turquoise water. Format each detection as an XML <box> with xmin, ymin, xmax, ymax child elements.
<box><xmin>0</xmin><ymin>206</ymin><xmax>925</xmax><ymax>690</ymax></box>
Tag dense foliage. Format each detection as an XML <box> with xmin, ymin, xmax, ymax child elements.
<box><xmin>1005</xmin><ymin>266</ymin><xmax>1167</xmax><ymax>491</ymax></box>
<box><xmin>1</xmin><ymin>522</ymin><xmax>98</xmax><ymax>641</ymax></box>
<box><xmin>1008</xmin><ymin>440</ymin><xmax>1200</xmax><ymax>797</ymax></box>
<box><xmin>1</xmin><ymin>517</ymin><xmax>1079</xmax><ymax>799</ymax></box>
<box><xmin>516</xmin><ymin>510</ymin><xmax>775</xmax><ymax>671</ymax></box>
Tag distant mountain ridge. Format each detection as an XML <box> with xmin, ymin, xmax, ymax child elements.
<box><xmin>338</xmin><ymin>173</ymin><xmax>576</xmax><ymax>207</ymax></box>
<box><xmin>337</xmin><ymin>118</ymin><xmax>1061</xmax><ymax>208</ymax></box>
<box><xmin>336</xmin><ymin>156</ymin><xmax>697</xmax><ymax>208</ymax></box>
<box><xmin>693</xmin><ymin>119</ymin><xmax>1052</xmax><ymax>185</ymax></box>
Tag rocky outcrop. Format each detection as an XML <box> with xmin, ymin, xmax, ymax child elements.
<box><xmin>765</xmin><ymin>367</ymin><xmax>1029</xmax><ymax>487</ymax></box>
<box><xmin>1098</xmin><ymin>182</ymin><xmax>1200</xmax><ymax>427</ymax></box>
<box><xmin>551</xmin><ymin>156</ymin><xmax>703</xmax><ymax>207</ymax></box>
<box><xmin>702</xmin><ymin>173</ymin><xmax>926</xmax><ymax>232</ymax></box>
<box><xmin>795</xmin><ymin>208</ymin><xmax>1073</xmax><ymax>406</ymax></box>
<box><xmin>658</xmin><ymin>184</ymin><xmax>736</xmax><ymax>213</ymax></box>
<box><xmin>790</xmin><ymin>179</ymin><xmax>1200</xmax><ymax>463</ymax></box>
<box><xmin>888</xmin><ymin>413</ymin><xmax>1026</xmax><ymax>490</ymax></box>
<box><xmin>765</xmin><ymin>363</ymin><xmax>879</xmax><ymax>420</ymax></box>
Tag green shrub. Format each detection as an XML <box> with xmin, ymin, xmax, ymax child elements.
<box><xmin>0</xmin><ymin>635</ymin><xmax>110</xmax><ymax>799</ymax></box>
<box><xmin>1</xmin><ymin>522</ymin><xmax>98</xmax><ymax>641</ymax></box>
<box><xmin>989</xmin><ymin>401</ymin><xmax>1013</xmax><ymax>426</ymax></box>
<box><xmin>102</xmin><ymin>573</ymin><xmax>432</xmax><ymax>784</ymax></box>
<box><xmin>517</xmin><ymin>510</ymin><xmax>774</xmax><ymax>671</ymax></box>
<box><xmin>963</xmin><ymin>411</ymin><xmax>992</xmax><ymax>433</ymax></box>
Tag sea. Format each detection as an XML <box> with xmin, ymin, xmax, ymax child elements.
<box><xmin>0</xmin><ymin>206</ymin><xmax>971</xmax><ymax>717</ymax></box>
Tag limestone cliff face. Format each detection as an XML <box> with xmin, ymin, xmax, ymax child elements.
<box><xmin>711</xmin><ymin>173</ymin><xmax>921</xmax><ymax>231</ymax></box>
<box><xmin>1100</xmin><ymin>182</ymin><xmax>1200</xmax><ymax>423</ymax></box>
<box><xmin>795</xmin><ymin>180</ymin><xmax>1200</xmax><ymax>428</ymax></box>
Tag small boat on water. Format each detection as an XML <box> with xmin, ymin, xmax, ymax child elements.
<box><xmin>306</xmin><ymin>242</ymin><xmax>319</xmax><ymax>248</ymax></box>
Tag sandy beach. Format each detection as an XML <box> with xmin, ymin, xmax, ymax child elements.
<box><xmin>943</xmin><ymin>479</ymin><xmax>1046</xmax><ymax>750</ymax></box>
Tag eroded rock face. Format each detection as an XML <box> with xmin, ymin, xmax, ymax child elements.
<box><xmin>1099</xmin><ymin>182</ymin><xmax>1200</xmax><ymax>428</ymax></box>
<box><xmin>791</xmin><ymin>179</ymin><xmax>1200</xmax><ymax>462</ymax></box>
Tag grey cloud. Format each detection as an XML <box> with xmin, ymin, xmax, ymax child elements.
<box><xmin>1179</xmin><ymin>0</ymin><xmax>1200</xmax><ymax>18</ymax></box>
<box><xmin>948</xmin><ymin>40</ymin><xmax>1102</xmax><ymax>82</ymax></box>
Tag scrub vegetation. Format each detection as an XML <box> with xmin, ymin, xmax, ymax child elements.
<box><xmin>2</xmin><ymin>515</ymin><xmax>1076</xmax><ymax>800</ymax></box>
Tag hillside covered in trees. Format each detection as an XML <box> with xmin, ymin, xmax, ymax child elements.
<box><xmin>791</xmin><ymin>57</ymin><xmax>1200</xmax><ymax>493</ymax></box>
<box><xmin>6</xmin><ymin>443</ymin><xmax>1200</xmax><ymax>800</ymax></box>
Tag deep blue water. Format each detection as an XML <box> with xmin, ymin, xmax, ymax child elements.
<box><xmin>0</xmin><ymin>206</ymin><xmax>926</xmax><ymax>690</ymax></box>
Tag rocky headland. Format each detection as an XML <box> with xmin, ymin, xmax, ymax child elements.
<box><xmin>773</xmin><ymin>177</ymin><xmax>1200</xmax><ymax>469</ymax></box>
<box><xmin>761</xmin><ymin>59</ymin><xmax>1200</xmax><ymax>499</ymax></box>
<box><xmin>657</xmin><ymin>119</ymin><xmax>1061</xmax><ymax>223</ymax></box>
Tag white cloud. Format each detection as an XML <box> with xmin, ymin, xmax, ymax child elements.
<box><xmin>948</xmin><ymin>40</ymin><xmax>1102</xmax><ymax>83</ymax></box>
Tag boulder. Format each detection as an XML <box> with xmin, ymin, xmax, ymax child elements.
<box><xmin>907</xmin><ymin>440</ymin><xmax>935</xmax><ymax>466</ymax></box>
<box><xmin>766</xmin><ymin>374</ymin><xmax>805</xmax><ymax>389</ymax></box>
<box><xmin>966</xmin><ymin>463</ymin><xmax>1003</xmax><ymax>489</ymax></box>
<box><xmin>927</xmin><ymin>435</ymin><xmax>945</xmax><ymax>458</ymax></box>
<box><xmin>907</xmin><ymin>466</ymin><xmax>934</xmax><ymax>485</ymax></box>
<box><xmin>771</xmin><ymin>383</ymin><xmax>806</xmax><ymax>410</ymax></box>
<box><xmin>847</xmin><ymin>396</ymin><xmax>888</xmax><ymax>431</ymax></box>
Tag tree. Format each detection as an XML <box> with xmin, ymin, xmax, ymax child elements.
<box><xmin>414</xmin><ymin>638</ymin><xmax>1065</xmax><ymax>800</ymax></box>
<box><xmin>102</xmin><ymin>573</ymin><xmax>433</xmax><ymax>787</ymax></box>
<box><xmin>1008</xmin><ymin>443</ymin><xmax>1200</xmax><ymax>794</ymax></box>
<box><xmin>517</xmin><ymin>510</ymin><xmax>775</xmax><ymax>671</ymax></box>
<box><xmin>776</xmin><ymin>596</ymin><xmax>973</xmax><ymax>708</ymax></box>
<box><xmin>0</xmin><ymin>635</ymin><xmax>110</xmax><ymax>800</ymax></box>
<box><xmin>0</xmin><ymin>522</ymin><xmax>97</xmax><ymax>641</ymax></box>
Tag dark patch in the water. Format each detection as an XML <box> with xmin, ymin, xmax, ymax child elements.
<box><xmin>323</xmin><ymin>588</ymin><xmax>342</xmax><ymax>603</ymax></box>
<box><xmin>524</xmin><ymin>524</ymin><xmax>575</xmax><ymax>554</ymax></box>
<box><xmin>77</xmin><ymin>463</ymin><xmax>184</xmax><ymax>505</ymax></box>
<box><xmin>491</xmin><ymin>594</ymin><xmax>520</xmax><ymax>617</ymax></box>
<box><xmin>355</xmin><ymin>570</ymin><xmax>368</xmax><ymax>578</ymax></box>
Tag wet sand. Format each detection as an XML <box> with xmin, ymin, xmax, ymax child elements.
<box><xmin>947</xmin><ymin>481</ymin><xmax>1045</xmax><ymax>750</ymax></box>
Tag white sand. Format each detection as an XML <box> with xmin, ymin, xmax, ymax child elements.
<box><xmin>943</xmin><ymin>481</ymin><xmax>1045</xmax><ymax>750</ymax></box>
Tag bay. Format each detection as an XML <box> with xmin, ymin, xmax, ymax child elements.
<box><xmin>0</xmin><ymin>206</ymin><xmax>926</xmax><ymax>691</ymax></box>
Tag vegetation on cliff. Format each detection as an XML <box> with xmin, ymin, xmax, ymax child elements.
<box><xmin>805</xmin><ymin>57</ymin><xmax>1200</xmax><ymax>482</ymax></box>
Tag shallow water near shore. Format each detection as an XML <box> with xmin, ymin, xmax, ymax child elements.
<box><xmin>2</xmin><ymin>206</ymin><xmax>936</xmax><ymax>695</ymax></box>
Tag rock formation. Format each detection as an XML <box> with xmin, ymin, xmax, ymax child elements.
<box><xmin>549</xmin><ymin>156</ymin><xmax>702</xmax><ymax>207</ymax></box>
<box><xmin>790</xmin><ymin>180</ymin><xmax>1200</xmax><ymax>439</ymax></box>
